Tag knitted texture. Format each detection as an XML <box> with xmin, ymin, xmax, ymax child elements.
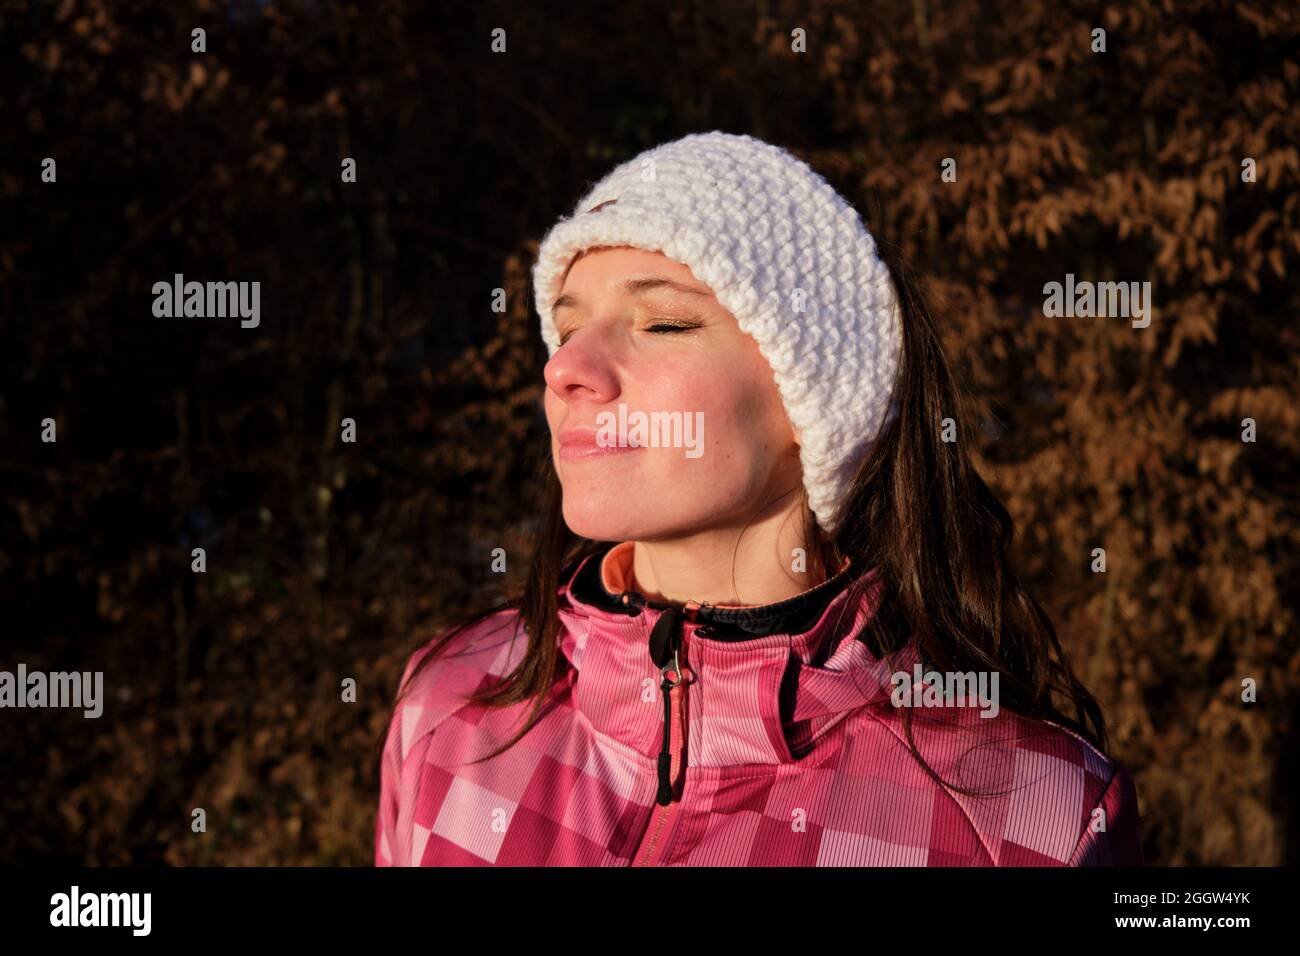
<box><xmin>532</xmin><ymin>130</ymin><xmax>903</xmax><ymax>534</ymax></box>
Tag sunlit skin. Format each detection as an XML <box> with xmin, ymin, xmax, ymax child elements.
<box><xmin>543</xmin><ymin>245</ymin><xmax>825</xmax><ymax>606</ymax></box>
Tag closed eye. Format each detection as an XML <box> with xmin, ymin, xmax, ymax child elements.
<box><xmin>646</xmin><ymin>320</ymin><xmax>700</xmax><ymax>334</ymax></box>
<box><xmin>556</xmin><ymin>319</ymin><xmax>701</xmax><ymax>346</ymax></box>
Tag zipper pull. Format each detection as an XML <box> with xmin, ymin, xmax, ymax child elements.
<box><xmin>648</xmin><ymin>607</ymin><xmax>684</xmax><ymax>805</ymax></box>
<box><xmin>648</xmin><ymin>605</ymin><xmax>682</xmax><ymax>669</ymax></box>
<box><xmin>655</xmin><ymin>668</ymin><xmax>680</xmax><ymax>805</ymax></box>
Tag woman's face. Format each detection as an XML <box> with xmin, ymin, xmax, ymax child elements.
<box><xmin>543</xmin><ymin>245</ymin><xmax>802</xmax><ymax>542</ymax></box>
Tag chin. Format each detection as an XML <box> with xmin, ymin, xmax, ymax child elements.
<box><xmin>562</xmin><ymin>497</ymin><xmax>714</xmax><ymax>543</ymax></box>
<box><xmin>560</xmin><ymin>489</ymin><xmax>657</xmax><ymax>539</ymax></box>
<box><xmin>560</xmin><ymin>502</ymin><xmax>643</xmax><ymax>542</ymax></box>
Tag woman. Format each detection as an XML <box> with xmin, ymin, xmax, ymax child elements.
<box><xmin>375</xmin><ymin>131</ymin><xmax>1144</xmax><ymax>866</ymax></box>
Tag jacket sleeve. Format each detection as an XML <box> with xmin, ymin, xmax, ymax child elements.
<box><xmin>375</xmin><ymin>696</ymin><xmax>404</xmax><ymax>866</ymax></box>
<box><xmin>1067</xmin><ymin>761</ymin><xmax>1144</xmax><ymax>866</ymax></box>
<box><xmin>375</xmin><ymin>646</ymin><xmax>436</xmax><ymax>867</ymax></box>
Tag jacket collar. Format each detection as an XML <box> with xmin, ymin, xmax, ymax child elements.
<box><xmin>569</xmin><ymin>540</ymin><xmax>868</xmax><ymax>638</ymax></box>
<box><xmin>555</xmin><ymin>543</ymin><xmax>921</xmax><ymax>767</ymax></box>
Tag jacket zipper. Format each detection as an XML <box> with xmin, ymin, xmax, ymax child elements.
<box><xmin>631</xmin><ymin>600</ymin><xmax>701</xmax><ymax>866</ymax></box>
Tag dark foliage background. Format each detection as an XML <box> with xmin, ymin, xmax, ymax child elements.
<box><xmin>1</xmin><ymin>0</ymin><xmax>1296</xmax><ymax>865</ymax></box>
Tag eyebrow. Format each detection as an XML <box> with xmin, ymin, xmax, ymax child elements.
<box><xmin>552</xmin><ymin>277</ymin><xmax>711</xmax><ymax>315</ymax></box>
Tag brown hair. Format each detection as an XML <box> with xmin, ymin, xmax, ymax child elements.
<box><xmin>376</xmin><ymin>244</ymin><xmax>1110</xmax><ymax>798</ymax></box>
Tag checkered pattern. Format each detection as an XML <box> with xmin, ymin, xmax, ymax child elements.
<box><xmin>376</xmin><ymin>552</ymin><xmax>1144</xmax><ymax>866</ymax></box>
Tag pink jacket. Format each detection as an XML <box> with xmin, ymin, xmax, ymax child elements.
<box><xmin>376</xmin><ymin>544</ymin><xmax>1143</xmax><ymax>866</ymax></box>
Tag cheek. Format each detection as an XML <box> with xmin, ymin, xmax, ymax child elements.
<box><xmin>654</xmin><ymin>356</ymin><xmax>792</xmax><ymax>476</ymax></box>
<box><xmin>699</xmin><ymin>354</ymin><xmax>790</xmax><ymax>446</ymax></box>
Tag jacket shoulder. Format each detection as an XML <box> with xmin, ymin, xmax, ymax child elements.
<box><xmin>864</xmin><ymin>705</ymin><xmax>1143</xmax><ymax>865</ymax></box>
<box><xmin>386</xmin><ymin>609</ymin><xmax>527</xmax><ymax>763</ymax></box>
<box><xmin>376</xmin><ymin>609</ymin><xmax>527</xmax><ymax>866</ymax></box>
<box><xmin>1000</xmin><ymin>712</ymin><xmax>1143</xmax><ymax>865</ymax></box>
<box><xmin>971</xmin><ymin>712</ymin><xmax>1144</xmax><ymax>866</ymax></box>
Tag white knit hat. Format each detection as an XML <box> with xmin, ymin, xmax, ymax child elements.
<box><xmin>532</xmin><ymin>130</ymin><xmax>903</xmax><ymax>534</ymax></box>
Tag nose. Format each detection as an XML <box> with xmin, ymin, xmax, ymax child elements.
<box><xmin>543</xmin><ymin>331</ymin><xmax>621</xmax><ymax>404</ymax></box>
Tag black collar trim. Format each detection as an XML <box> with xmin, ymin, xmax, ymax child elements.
<box><xmin>567</xmin><ymin>543</ymin><xmax>865</xmax><ymax>640</ymax></box>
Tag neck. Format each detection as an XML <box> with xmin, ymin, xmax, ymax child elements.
<box><xmin>627</xmin><ymin>508</ymin><xmax>827</xmax><ymax>607</ymax></box>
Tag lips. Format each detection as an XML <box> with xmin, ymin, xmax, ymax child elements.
<box><xmin>557</xmin><ymin>428</ymin><xmax>645</xmax><ymax>460</ymax></box>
